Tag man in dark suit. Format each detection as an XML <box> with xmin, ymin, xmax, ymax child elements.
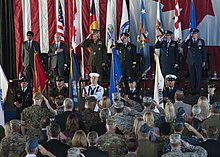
<box><xmin>155</xmin><ymin>30</ymin><xmax>179</xmax><ymax>77</ymax></box>
<box><xmin>198</xmin><ymin>126</ymin><xmax>220</xmax><ymax>157</ymax></box>
<box><xmin>21</xmin><ymin>31</ymin><xmax>41</xmax><ymax>84</ymax></box>
<box><xmin>13</xmin><ymin>77</ymin><xmax>32</xmax><ymax>119</ymax></box>
<box><xmin>80</xmin><ymin>29</ymin><xmax>107</xmax><ymax>84</ymax></box>
<box><xmin>115</xmin><ymin>33</ymin><xmax>136</xmax><ymax>88</ymax></box>
<box><xmin>48</xmin><ymin>33</ymin><xmax>68</xmax><ymax>80</ymax></box>
<box><xmin>83</xmin><ymin>131</ymin><xmax>108</xmax><ymax>157</ymax></box>
<box><xmin>42</xmin><ymin>121</ymin><xmax>70</xmax><ymax>157</ymax></box>
<box><xmin>181</xmin><ymin>28</ymin><xmax>207</xmax><ymax>94</ymax></box>
<box><xmin>164</xmin><ymin>74</ymin><xmax>178</xmax><ymax>103</ymax></box>
<box><xmin>54</xmin><ymin>98</ymin><xmax>84</xmax><ymax>132</ymax></box>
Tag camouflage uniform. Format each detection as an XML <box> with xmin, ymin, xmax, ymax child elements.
<box><xmin>0</xmin><ymin>132</ymin><xmax>29</xmax><ymax>157</ymax></box>
<box><xmin>161</xmin><ymin>145</ymin><xmax>207</xmax><ymax>157</ymax></box>
<box><xmin>98</xmin><ymin>132</ymin><xmax>127</xmax><ymax>157</ymax></box>
<box><xmin>162</xmin><ymin>135</ymin><xmax>201</xmax><ymax>154</ymax></box>
<box><xmin>202</xmin><ymin>115</ymin><xmax>220</xmax><ymax>132</ymax></box>
<box><xmin>111</xmin><ymin>114</ymin><xmax>133</xmax><ymax>134</ymax></box>
<box><xmin>21</xmin><ymin>104</ymin><xmax>54</xmax><ymax>128</ymax></box>
<box><xmin>81</xmin><ymin>108</ymin><xmax>101</xmax><ymax>133</ymax></box>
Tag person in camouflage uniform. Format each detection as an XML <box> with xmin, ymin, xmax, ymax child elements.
<box><xmin>0</xmin><ymin>120</ymin><xmax>29</xmax><ymax>157</ymax></box>
<box><xmin>81</xmin><ymin>96</ymin><xmax>101</xmax><ymax>133</ymax></box>
<box><xmin>21</xmin><ymin>92</ymin><xmax>54</xmax><ymax>135</ymax></box>
<box><xmin>111</xmin><ymin>101</ymin><xmax>134</xmax><ymax>134</ymax></box>
<box><xmin>162</xmin><ymin>134</ymin><xmax>207</xmax><ymax>157</ymax></box>
<box><xmin>98</xmin><ymin>118</ymin><xmax>127</xmax><ymax>157</ymax></box>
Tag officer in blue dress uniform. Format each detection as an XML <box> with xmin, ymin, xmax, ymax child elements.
<box><xmin>154</xmin><ymin>30</ymin><xmax>179</xmax><ymax>77</ymax></box>
<box><xmin>126</xmin><ymin>77</ymin><xmax>142</xmax><ymax>103</ymax></box>
<box><xmin>181</xmin><ymin>28</ymin><xmax>207</xmax><ymax>94</ymax></box>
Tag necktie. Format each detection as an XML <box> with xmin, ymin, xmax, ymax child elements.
<box><xmin>28</xmin><ymin>41</ymin><xmax>31</xmax><ymax>49</ymax></box>
<box><xmin>56</xmin><ymin>42</ymin><xmax>59</xmax><ymax>49</ymax></box>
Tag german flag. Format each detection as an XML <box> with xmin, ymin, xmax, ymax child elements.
<box><xmin>33</xmin><ymin>52</ymin><xmax>47</xmax><ymax>93</ymax></box>
<box><xmin>89</xmin><ymin>0</ymin><xmax>98</xmax><ymax>32</ymax></box>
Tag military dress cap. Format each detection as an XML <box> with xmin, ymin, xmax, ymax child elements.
<box><xmin>21</xmin><ymin>76</ymin><xmax>28</xmax><ymax>82</ymax></box>
<box><xmin>164</xmin><ymin>30</ymin><xmax>173</xmax><ymax>35</ymax></box>
<box><xmin>169</xmin><ymin>133</ymin><xmax>181</xmax><ymax>144</ymax></box>
<box><xmin>127</xmin><ymin>76</ymin><xmax>138</xmax><ymax>83</ymax></box>
<box><xmin>33</xmin><ymin>92</ymin><xmax>42</xmax><ymax>100</ymax></box>
<box><xmin>121</xmin><ymin>32</ymin><xmax>130</xmax><ymax>37</ymax></box>
<box><xmin>26</xmin><ymin>31</ymin><xmax>34</xmax><ymax>36</ymax></box>
<box><xmin>26</xmin><ymin>137</ymin><xmax>38</xmax><ymax>150</ymax></box>
<box><xmin>177</xmin><ymin>107</ymin><xmax>185</xmax><ymax>116</ymax></box>
<box><xmin>212</xmin><ymin>101</ymin><xmax>220</xmax><ymax>110</ymax></box>
<box><xmin>190</xmin><ymin>28</ymin><xmax>200</xmax><ymax>34</ymax></box>
<box><xmin>140</xmin><ymin>123</ymin><xmax>150</xmax><ymax>133</ymax></box>
<box><xmin>89</xmin><ymin>72</ymin><xmax>100</xmax><ymax>77</ymax></box>
<box><xmin>165</xmin><ymin>74</ymin><xmax>177</xmax><ymax>81</ymax></box>
<box><xmin>91</xmin><ymin>28</ymin><xmax>100</xmax><ymax>34</ymax></box>
<box><xmin>56</xmin><ymin>76</ymin><xmax>64</xmax><ymax>81</ymax></box>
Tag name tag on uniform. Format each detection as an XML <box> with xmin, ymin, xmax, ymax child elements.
<box><xmin>171</xmin><ymin>43</ymin><xmax>175</xmax><ymax>47</ymax></box>
<box><xmin>97</xmin><ymin>41</ymin><xmax>102</xmax><ymax>45</ymax></box>
<box><xmin>198</xmin><ymin>41</ymin><xmax>202</xmax><ymax>46</ymax></box>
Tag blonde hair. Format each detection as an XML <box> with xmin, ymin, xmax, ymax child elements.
<box><xmin>143</xmin><ymin>112</ymin><xmax>155</xmax><ymax>128</ymax></box>
<box><xmin>164</xmin><ymin>102</ymin><xmax>176</xmax><ymax>122</ymax></box>
<box><xmin>72</xmin><ymin>130</ymin><xmax>87</xmax><ymax>148</ymax></box>
<box><xmin>4</xmin><ymin>121</ymin><xmax>11</xmax><ymax>137</ymax></box>
<box><xmin>132</xmin><ymin>117</ymin><xmax>145</xmax><ymax>138</ymax></box>
<box><xmin>197</xmin><ymin>96</ymin><xmax>210</xmax><ymax>119</ymax></box>
<box><xmin>98</xmin><ymin>96</ymin><xmax>111</xmax><ymax>110</ymax></box>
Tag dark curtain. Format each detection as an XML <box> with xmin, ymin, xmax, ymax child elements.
<box><xmin>0</xmin><ymin>0</ymin><xmax>16</xmax><ymax>79</ymax></box>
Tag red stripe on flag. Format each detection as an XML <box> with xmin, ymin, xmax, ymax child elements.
<box><xmin>30</xmin><ymin>0</ymin><xmax>40</xmax><ymax>44</ymax></box>
<box><xmin>82</xmin><ymin>0</ymin><xmax>90</xmax><ymax>75</ymax></box>
<box><xmin>99</xmin><ymin>0</ymin><xmax>108</xmax><ymax>40</ymax></box>
<box><xmin>13</xmin><ymin>0</ymin><xmax>23</xmax><ymax>76</ymax></box>
<box><xmin>65</xmin><ymin>0</ymin><xmax>73</xmax><ymax>50</ymax></box>
<box><xmin>48</xmin><ymin>0</ymin><xmax>56</xmax><ymax>44</ymax></box>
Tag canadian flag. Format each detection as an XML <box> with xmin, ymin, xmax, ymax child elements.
<box><xmin>174</xmin><ymin>0</ymin><xmax>182</xmax><ymax>42</ymax></box>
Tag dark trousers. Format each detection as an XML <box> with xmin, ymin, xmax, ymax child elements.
<box><xmin>23</xmin><ymin>65</ymin><xmax>33</xmax><ymax>87</ymax></box>
<box><xmin>188</xmin><ymin>63</ymin><xmax>202</xmax><ymax>93</ymax></box>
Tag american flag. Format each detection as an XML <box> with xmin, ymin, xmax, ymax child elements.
<box><xmin>57</xmin><ymin>0</ymin><xmax>65</xmax><ymax>41</ymax></box>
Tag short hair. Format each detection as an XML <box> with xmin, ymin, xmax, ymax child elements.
<box><xmin>126</xmin><ymin>138</ymin><xmax>138</xmax><ymax>152</ymax></box>
<box><xmin>87</xmin><ymin>131</ymin><xmax>98</xmax><ymax>146</ymax></box>
<box><xmin>64</xmin><ymin>98</ymin><xmax>74</xmax><ymax>110</ymax></box>
<box><xmin>99</xmin><ymin>108</ymin><xmax>111</xmax><ymax>122</ymax></box>
<box><xmin>174</xmin><ymin>90</ymin><xmax>184</xmax><ymax>101</ymax></box>
<box><xmin>26</xmin><ymin>31</ymin><xmax>34</xmax><ymax>36</ymax></box>
<box><xmin>86</xmin><ymin>96</ymin><xmax>97</xmax><ymax>108</ymax></box>
<box><xmin>10</xmin><ymin>119</ymin><xmax>21</xmax><ymax>130</ymax></box>
<box><xmin>47</xmin><ymin>121</ymin><xmax>61</xmax><ymax>137</ymax></box>
<box><xmin>33</xmin><ymin>92</ymin><xmax>42</xmax><ymax>100</ymax></box>
<box><xmin>173</xmin><ymin>121</ymin><xmax>184</xmax><ymax>132</ymax></box>
<box><xmin>206</xmin><ymin>126</ymin><xmax>219</xmax><ymax>139</ymax></box>
<box><xmin>40</xmin><ymin>117</ymin><xmax>50</xmax><ymax>129</ymax></box>
<box><xmin>71</xmin><ymin>130</ymin><xmax>87</xmax><ymax>148</ymax></box>
<box><xmin>55</xmin><ymin>95</ymin><xmax>65</xmax><ymax>106</ymax></box>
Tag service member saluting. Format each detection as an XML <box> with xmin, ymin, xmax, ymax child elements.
<box><xmin>80</xmin><ymin>29</ymin><xmax>107</xmax><ymax>84</ymax></box>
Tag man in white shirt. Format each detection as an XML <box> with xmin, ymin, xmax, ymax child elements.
<box><xmin>83</xmin><ymin>73</ymin><xmax>104</xmax><ymax>111</ymax></box>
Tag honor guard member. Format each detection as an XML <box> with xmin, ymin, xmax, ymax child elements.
<box><xmin>164</xmin><ymin>74</ymin><xmax>178</xmax><ymax>103</ymax></box>
<box><xmin>181</xmin><ymin>28</ymin><xmax>207</xmax><ymax>95</ymax></box>
<box><xmin>14</xmin><ymin>77</ymin><xmax>32</xmax><ymax>119</ymax></box>
<box><xmin>80</xmin><ymin>29</ymin><xmax>107</xmax><ymax>84</ymax></box>
<box><xmin>115</xmin><ymin>33</ymin><xmax>136</xmax><ymax>88</ymax></box>
<box><xmin>155</xmin><ymin>30</ymin><xmax>179</xmax><ymax>77</ymax></box>
<box><xmin>53</xmin><ymin>76</ymin><xmax>69</xmax><ymax>98</ymax></box>
<box><xmin>126</xmin><ymin>77</ymin><xmax>142</xmax><ymax>103</ymax></box>
<box><xmin>83</xmin><ymin>73</ymin><xmax>104</xmax><ymax>112</ymax></box>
